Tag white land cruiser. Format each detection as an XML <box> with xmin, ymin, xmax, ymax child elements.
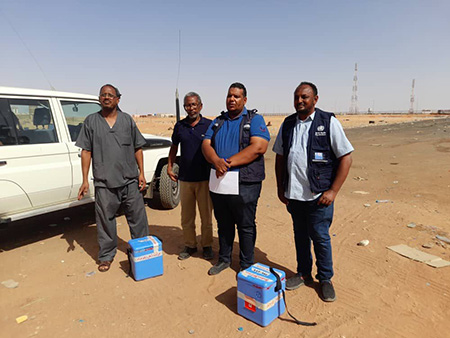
<box><xmin>0</xmin><ymin>87</ymin><xmax>179</xmax><ymax>224</ymax></box>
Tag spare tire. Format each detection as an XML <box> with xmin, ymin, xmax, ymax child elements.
<box><xmin>158</xmin><ymin>163</ymin><xmax>180</xmax><ymax>209</ymax></box>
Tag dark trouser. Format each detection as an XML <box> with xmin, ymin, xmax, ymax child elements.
<box><xmin>210</xmin><ymin>182</ymin><xmax>261</xmax><ymax>269</ymax></box>
<box><xmin>287</xmin><ymin>199</ymin><xmax>334</xmax><ymax>282</ymax></box>
<box><xmin>95</xmin><ymin>182</ymin><xmax>149</xmax><ymax>262</ymax></box>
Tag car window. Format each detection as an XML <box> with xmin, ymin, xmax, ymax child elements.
<box><xmin>61</xmin><ymin>101</ymin><xmax>101</xmax><ymax>141</ymax></box>
<box><xmin>0</xmin><ymin>98</ymin><xmax>57</xmax><ymax>145</ymax></box>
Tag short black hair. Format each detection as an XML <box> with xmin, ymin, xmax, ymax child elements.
<box><xmin>100</xmin><ymin>84</ymin><xmax>121</xmax><ymax>98</ymax></box>
<box><xmin>229</xmin><ymin>82</ymin><xmax>247</xmax><ymax>97</ymax></box>
<box><xmin>296</xmin><ymin>82</ymin><xmax>318</xmax><ymax>96</ymax></box>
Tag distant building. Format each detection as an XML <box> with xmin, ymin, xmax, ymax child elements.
<box><xmin>132</xmin><ymin>113</ymin><xmax>158</xmax><ymax>118</ymax></box>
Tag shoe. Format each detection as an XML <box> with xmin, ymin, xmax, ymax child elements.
<box><xmin>202</xmin><ymin>246</ymin><xmax>214</xmax><ymax>260</ymax></box>
<box><xmin>286</xmin><ymin>274</ymin><xmax>314</xmax><ymax>290</ymax></box>
<box><xmin>208</xmin><ymin>261</ymin><xmax>231</xmax><ymax>275</ymax></box>
<box><xmin>178</xmin><ymin>246</ymin><xmax>197</xmax><ymax>260</ymax></box>
<box><xmin>320</xmin><ymin>280</ymin><xmax>336</xmax><ymax>302</ymax></box>
<box><xmin>98</xmin><ymin>260</ymin><xmax>112</xmax><ymax>272</ymax></box>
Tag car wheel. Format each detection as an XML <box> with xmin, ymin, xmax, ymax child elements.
<box><xmin>158</xmin><ymin>163</ymin><xmax>180</xmax><ymax>209</ymax></box>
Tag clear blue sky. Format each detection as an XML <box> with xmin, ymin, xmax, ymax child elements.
<box><xmin>1</xmin><ymin>0</ymin><xmax>449</xmax><ymax>115</ymax></box>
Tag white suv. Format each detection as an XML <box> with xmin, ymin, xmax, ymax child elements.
<box><xmin>0</xmin><ymin>87</ymin><xmax>179</xmax><ymax>224</ymax></box>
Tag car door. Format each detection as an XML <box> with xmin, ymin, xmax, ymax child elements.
<box><xmin>59</xmin><ymin>99</ymin><xmax>102</xmax><ymax>200</ymax></box>
<box><xmin>0</xmin><ymin>97</ymin><xmax>72</xmax><ymax>217</ymax></box>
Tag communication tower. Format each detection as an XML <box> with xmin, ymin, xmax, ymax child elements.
<box><xmin>349</xmin><ymin>63</ymin><xmax>359</xmax><ymax>114</ymax></box>
<box><xmin>409</xmin><ymin>79</ymin><xmax>415</xmax><ymax>113</ymax></box>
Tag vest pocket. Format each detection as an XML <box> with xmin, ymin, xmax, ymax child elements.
<box><xmin>311</xmin><ymin>167</ymin><xmax>333</xmax><ymax>191</ymax></box>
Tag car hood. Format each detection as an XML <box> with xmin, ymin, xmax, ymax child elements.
<box><xmin>141</xmin><ymin>133</ymin><xmax>172</xmax><ymax>149</ymax></box>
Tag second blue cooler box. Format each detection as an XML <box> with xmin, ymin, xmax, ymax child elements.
<box><xmin>237</xmin><ymin>263</ymin><xmax>286</xmax><ymax>326</ymax></box>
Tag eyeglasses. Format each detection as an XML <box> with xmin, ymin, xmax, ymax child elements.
<box><xmin>100</xmin><ymin>93</ymin><xmax>117</xmax><ymax>98</ymax></box>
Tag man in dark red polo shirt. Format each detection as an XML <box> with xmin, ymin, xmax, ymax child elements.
<box><xmin>167</xmin><ymin>92</ymin><xmax>213</xmax><ymax>260</ymax></box>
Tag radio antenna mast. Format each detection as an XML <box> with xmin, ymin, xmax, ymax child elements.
<box><xmin>175</xmin><ymin>30</ymin><xmax>181</xmax><ymax>122</ymax></box>
<box><xmin>1</xmin><ymin>9</ymin><xmax>55</xmax><ymax>90</ymax></box>
<box><xmin>349</xmin><ymin>63</ymin><xmax>358</xmax><ymax>114</ymax></box>
<box><xmin>409</xmin><ymin>79</ymin><xmax>415</xmax><ymax>113</ymax></box>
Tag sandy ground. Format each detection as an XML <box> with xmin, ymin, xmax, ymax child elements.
<box><xmin>1</xmin><ymin>115</ymin><xmax>450</xmax><ymax>338</ymax></box>
<box><xmin>134</xmin><ymin>114</ymin><xmax>443</xmax><ymax>138</ymax></box>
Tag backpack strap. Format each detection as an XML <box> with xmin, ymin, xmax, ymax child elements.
<box><xmin>239</xmin><ymin>109</ymin><xmax>257</xmax><ymax>150</ymax></box>
<box><xmin>269</xmin><ymin>267</ymin><xmax>317</xmax><ymax>327</ymax></box>
<box><xmin>210</xmin><ymin>111</ymin><xmax>226</xmax><ymax>149</ymax></box>
<box><xmin>211</xmin><ymin>109</ymin><xmax>257</xmax><ymax>150</ymax></box>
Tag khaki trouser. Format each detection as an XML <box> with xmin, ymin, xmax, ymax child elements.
<box><xmin>179</xmin><ymin>180</ymin><xmax>213</xmax><ymax>248</ymax></box>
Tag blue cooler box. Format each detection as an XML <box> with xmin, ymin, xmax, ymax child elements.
<box><xmin>128</xmin><ymin>236</ymin><xmax>163</xmax><ymax>281</ymax></box>
<box><xmin>237</xmin><ymin>263</ymin><xmax>286</xmax><ymax>326</ymax></box>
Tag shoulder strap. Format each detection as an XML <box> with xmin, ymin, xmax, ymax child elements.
<box><xmin>239</xmin><ymin>109</ymin><xmax>257</xmax><ymax>150</ymax></box>
<box><xmin>210</xmin><ymin>112</ymin><xmax>226</xmax><ymax>149</ymax></box>
<box><xmin>269</xmin><ymin>267</ymin><xmax>317</xmax><ymax>327</ymax></box>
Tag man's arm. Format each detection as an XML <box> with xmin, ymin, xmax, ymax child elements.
<box><xmin>275</xmin><ymin>153</ymin><xmax>289</xmax><ymax>205</ymax></box>
<box><xmin>167</xmin><ymin>144</ymin><xmax>178</xmax><ymax>182</ymax></box>
<box><xmin>135</xmin><ymin>147</ymin><xmax>146</xmax><ymax>191</ymax></box>
<box><xmin>226</xmin><ymin>136</ymin><xmax>269</xmax><ymax>168</ymax></box>
<box><xmin>202</xmin><ymin>139</ymin><xmax>230</xmax><ymax>178</ymax></box>
<box><xmin>77</xmin><ymin>150</ymin><xmax>92</xmax><ymax>200</ymax></box>
<box><xmin>318</xmin><ymin>153</ymin><xmax>353</xmax><ymax>206</ymax></box>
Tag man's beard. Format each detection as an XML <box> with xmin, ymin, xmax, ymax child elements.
<box><xmin>102</xmin><ymin>105</ymin><xmax>115</xmax><ymax>113</ymax></box>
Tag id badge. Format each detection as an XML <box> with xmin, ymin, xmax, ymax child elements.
<box><xmin>312</xmin><ymin>152</ymin><xmax>328</xmax><ymax>163</ymax></box>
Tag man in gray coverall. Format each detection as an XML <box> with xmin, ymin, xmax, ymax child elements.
<box><xmin>76</xmin><ymin>84</ymin><xmax>149</xmax><ymax>272</ymax></box>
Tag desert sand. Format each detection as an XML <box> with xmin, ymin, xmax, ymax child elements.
<box><xmin>1</xmin><ymin>114</ymin><xmax>449</xmax><ymax>338</ymax></box>
<box><xmin>134</xmin><ymin>114</ymin><xmax>443</xmax><ymax>138</ymax></box>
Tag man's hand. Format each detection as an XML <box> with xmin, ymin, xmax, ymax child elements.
<box><xmin>138</xmin><ymin>173</ymin><xmax>147</xmax><ymax>191</ymax></box>
<box><xmin>226</xmin><ymin>136</ymin><xmax>268</xmax><ymax>168</ymax></box>
<box><xmin>167</xmin><ymin>167</ymin><xmax>178</xmax><ymax>182</ymax></box>
<box><xmin>214</xmin><ymin>158</ymin><xmax>231</xmax><ymax>178</ymax></box>
<box><xmin>318</xmin><ymin>189</ymin><xmax>337</xmax><ymax>206</ymax></box>
<box><xmin>317</xmin><ymin>153</ymin><xmax>353</xmax><ymax>206</ymax></box>
<box><xmin>77</xmin><ymin>181</ymin><xmax>89</xmax><ymax>200</ymax></box>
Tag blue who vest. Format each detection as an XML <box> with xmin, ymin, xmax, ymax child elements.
<box><xmin>211</xmin><ymin>109</ymin><xmax>265</xmax><ymax>183</ymax></box>
<box><xmin>281</xmin><ymin>109</ymin><xmax>337</xmax><ymax>193</ymax></box>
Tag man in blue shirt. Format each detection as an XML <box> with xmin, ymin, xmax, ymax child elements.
<box><xmin>202</xmin><ymin>83</ymin><xmax>270</xmax><ymax>275</ymax></box>
<box><xmin>167</xmin><ymin>92</ymin><xmax>213</xmax><ymax>260</ymax></box>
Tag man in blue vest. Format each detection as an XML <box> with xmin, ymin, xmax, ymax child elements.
<box><xmin>202</xmin><ymin>82</ymin><xmax>270</xmax><ymax>275</ymax></box>
<box><xmin>273</xmin><ymin>82</ymin><xmax>353</xmax><ymax>302</ymax></box>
